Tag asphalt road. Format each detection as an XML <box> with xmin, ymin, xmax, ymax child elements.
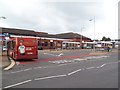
<box><xmin>2</xmin><ymin>49</ymin><xmax>119</xmax><ymax>88</ymax></box>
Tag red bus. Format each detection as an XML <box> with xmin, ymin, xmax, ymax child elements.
<box><xmin>7</xmin><ymin>37</ymin><xmax>38</xmax><ymax>60</ymax></box>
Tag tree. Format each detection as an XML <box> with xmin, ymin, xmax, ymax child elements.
<box><xmin>102</xmin><ymin>36</ymin><xmax>107</xmax><ymax>41</ymax></box>
<box><xmin>107</xmin><ymin>37</ymin><xmax>111</xmax><ymax>41</ymax></box>
<box><xmin>101</xmin><ymin>36</ymin><xmax>111</xmax><ymax>41</ymax></box>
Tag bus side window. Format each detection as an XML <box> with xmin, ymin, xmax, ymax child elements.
<box><xmin>12</xmin><ymin>41</ymin><xmax>15</xmax><ymax>49</ymax></box>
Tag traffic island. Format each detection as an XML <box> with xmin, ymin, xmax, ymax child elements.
<box><xmin>3</xmin><ymin>56</ymin><xmax>15</xmax><ymax>71</ymax></box>
<box><xmin>1</xmin><ymin>51</ymin><xmax>16</xmax><ymax>71</ymax></box>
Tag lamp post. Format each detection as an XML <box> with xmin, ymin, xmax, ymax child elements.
<box><xmin>80</xmin><ymin>25</ymin><xmax>86</xmax><ymax>49</ymax></box>
<box><xmin>81</xmin><ymin>25</ymin><xmax>83</xmax><ymax>49</ymax></box>
<box><xmin>89</xmin><ymin>16</ymin><xmax>96</xmax><ymax>52</ymax></box>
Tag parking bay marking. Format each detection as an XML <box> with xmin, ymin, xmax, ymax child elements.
<box><xmin>86</xmin><ymin>67</ymin><xmax>95</xmax><ymax>70</ymax></box>
<box><xmin>33</xmin><ymin>67</ymin><xmax>42</xmax><ymax>69</ymax></box>
<box><xmin>67</xmin><ymin>69</ymin><xmax>82</xmax><ymax>76</ymax></box>
<box><xmin>100</xmin><ymin>64</ymin><xmax>106</xmax><ymax>67</ymax></box>
<box><xmin>44</xmin><ymin>53</ymin><xmax>63</xmax><ymax>57</ymax></box>
<box><xmin>4</xmin><ymin>80</ymin><xmax>32</xmax><ymax>89</ymax></box>
<box><xmin>11</xmin><ymin>70</ymin><xmax>24</xmax><ymax>74</ymax></box>
<box><xmin>23</xmin><ymin>68</ymin><xmax>32</xmax><ymax>71</ymax></box>
<box><xmin>34</xmin><ymin>74</ymin><xmax>67</xmax><ymax>81</ymax></box>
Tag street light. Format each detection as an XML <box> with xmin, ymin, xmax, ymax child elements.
<box><xmin>80</xmin><ymin>25</ymin><xmax>86</xmax><ymax>49</ymax></box>
<box><xmin>89</xmin><ymin>16</ymin><xmax>96</xmax><ymax>52</ymax></box>
<box><xmin>80</xmin><ymin>25</ymin><xmax>84</xmax><ymax>49</ymax></box>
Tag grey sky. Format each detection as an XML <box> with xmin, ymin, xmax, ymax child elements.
<box><xmin>0</xmin><ymin>0</ymin><xmax>119</xmax><ymax>40</ymax></box>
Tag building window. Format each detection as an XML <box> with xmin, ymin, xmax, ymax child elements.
<box><xmin>50</xmin><ymin>42</ymin><xmax>53</xmax><ymax>47</ymax></box>
<box><xmin>45</xmin><ymin>42</ymin><xmax>48</xmax><ymax>46</ymax></box>
<box><xmin>38</xmin><ymin>41</ymin><xmax>40</xmax><ymax>46</ymax></box>
<box><xmin>58</xmin><ymin>41</ymin><xmax>61</xmax><ymax>44</ymax></box>
<box><xmin>41</xmin><ymin>42</ymin><xmax>44</xmax><ymax>46</ymax></box>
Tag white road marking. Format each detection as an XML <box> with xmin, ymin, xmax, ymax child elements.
<box><xmin>23</xmin><ymin>68</ymin><xmax>32</xmax><ymax>71</ymax></box>
<box><xmin>86</xmin><ymin>67</ymin><xmax>95</xmax><ymax>69</ymax></box>
<box><xmin>44</xmin><ymin>53</ymin><xmax>58</xmax><ymax>56</ymax></box>
<box><xmin>86</xmin><ymin>56</ymin><xmax>109</xmax><ymax>60</ymax></box>
<box><xmin>96</xmin><ymin>66</ymin><xmax>100</xmax><ymax>68</ymax></box>
<box><xmin>68</xmin><ymin>69</ymin><xmax>81</xmax><ymax>76</ymax></box>
<box><xmin>4</xmin><ymin>80</ymin><xmax>32</xmax><ymax>89</ymax></box>
<box><xmin>16</xmin><ymin>62</ymin><xmax>20</xmax><ymax>65</ymax></box>
<box><xmin>49</xmin><ymin>60</ymin><xmax>77</xmax><ymax>64</ymax></box>
<box><xmin>58</xmin><ymin>53</ymin><xmax>63</xmax><ymax>56</ymax></box>
<box><xmin>34</xmin><ymin>75</ymin><xmax>67</xmax><ymax>81</ymax></box>
<box><xmin>43</xmin><ymin>67</ymin><xmax>47</xmax><ymax>68</ymax></box>
<box><xmin>44</xmin><ymin>53</ymin><xmax>63</xmax><ymax>57</ymax></box>
<box><xmin>74</xmin><ymin>58</ymin><xmax>87</xmax><ymax>61</ymax></box>
<box><xmin>11</xmin><ymin>70</ymin><xmax>24</xmax><ymax>74</ymax></box>
<box><xmin>33</xmin><ymin>67</ymin><xmax>42</xmax><ymax>69</ymax></box>
<box><xmin>10</xmin><ymin>68</ymin><xmax>32</xmax><ymax>74</ymax></box>
<box><xmin>58</xmin><ymin>64</ymin><xmax>67</xmax><ymax>66</ymax></box>
<box><xmin>4</xmin><ymin>59</ymin><xmax>16</xmax><ymax>71</ymax></box>
<box><xmin>82</xmin><ymin>68</ymin><xmax>85</xmax><ymax>70</ymax></box>
<box><xmin>100</xmin><ymin>64</ymin><xmax>106</xmax><ymax>67</ymax></box>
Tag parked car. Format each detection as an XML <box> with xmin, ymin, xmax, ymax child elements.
<box><xmin>38</xmin><ymin>46</ymin><xmax>43</xmax><ymax>50</ymax></box>
<box><xmin>86</xmin><ymin>46</ymin><xmax>92</xmax><ymax>49</ymax></box>
<box><xmin>83</xmin><ymin>46</ymin><xmax>92</xmax><ymax>49</ymax></box>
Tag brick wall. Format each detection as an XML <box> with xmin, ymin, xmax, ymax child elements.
<box><xmin>38</xmin><ymin>39</ymin><xmax>63</xmax><ymax>49</ymax></box>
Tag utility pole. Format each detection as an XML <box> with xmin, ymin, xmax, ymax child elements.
<box><xmin>89</xmin><ymin>16</ymin><xmax>96</xmax><ymax>52</ymax></box>
<box><xmin>81</xmin><ymin>25</ymin><xmax>83</xmax><ymax>49</ymax></box>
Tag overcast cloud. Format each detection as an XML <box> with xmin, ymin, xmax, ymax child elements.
<box><xmin>0</xmin><ymin>0</ymin><xmax>119</xmax><ymax>40</ymax></box>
